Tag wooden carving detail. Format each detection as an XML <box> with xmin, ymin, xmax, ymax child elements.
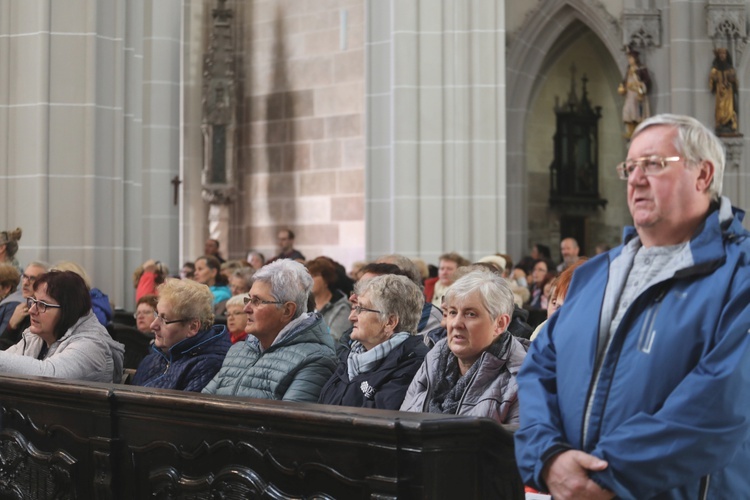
<box><xmin>133</xmin><ymin>438</ymin><xmax>370</xmax><ymax>496</ymax></box>
<box><xmin>0</xmin><ymin>429</ymin><xmax>77</xmax><ymax>499</ymax></box>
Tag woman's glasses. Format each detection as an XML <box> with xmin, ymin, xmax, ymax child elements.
<box><xmin>152</xmin><ymin>310</ymin><xmax>188</xmax><ymax>325</ymax></box>
<box><xmin>351</xmin><ymin>305</ymin><xmax>381</xmax><ymax>315</ymax></box>
<box><xmin>243</xmin><ymin>296</ymin><xmax>283</xmax><ymax>308</ymax></box>
<box><xmin>26</xmin><ymin>297</ymin><xmax>61</xmax><ymax>314</ymax></box>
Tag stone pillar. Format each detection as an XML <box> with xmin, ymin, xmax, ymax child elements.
<box><xmin>366</xmin><ymin>0</ymin><xmax>507</xmax><ymax>264</ymax></box>
<box><xmin>0</xmin><ymin>0</ymin><xmax>183</xmax><ymax>310</ymax></box>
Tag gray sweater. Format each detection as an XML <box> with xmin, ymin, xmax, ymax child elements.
<box><xmin>3</xmin><ymin>311</ymin><xmax>124</xmax><ymax>383</ymax></box>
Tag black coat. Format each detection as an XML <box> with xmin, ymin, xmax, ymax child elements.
<box><xmin>318</xmin><ymin>335</ymin><xmax>428</xmax><ymax>410</ymax></box>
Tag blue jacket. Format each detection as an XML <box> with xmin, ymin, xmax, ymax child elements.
<box><xmin>318</xmin><ymin>334</ymin><xmax>428</xmax><ymax>410</ymax></box>
<box><xmin>132</xmin><ymin>324</ymin><xmax>230</xmax><ymax>392</ymax></box>
<box><xmin>90</xmin><ymin>288</ymin><xmax>113</xmax><ymax>326</ymax></box>
<box><xmin>515</xmin><ymin>199</ymin><xmax>750</xmax><ymax>499</ymax></box>
<box><xmin>202</xmin><ymin>313</ymin><xmax>337</xmax><ymax>402</ymax></box>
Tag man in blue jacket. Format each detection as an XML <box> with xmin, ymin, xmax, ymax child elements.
<box><xmin>515</xmin><ymin>114</ymin><xmax>750</xmax><ymax>499</ymax></box>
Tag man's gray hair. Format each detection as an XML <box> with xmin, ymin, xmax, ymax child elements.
<box><xmin>252</xmin><ymin>259</ymin><xmax>312</xmax><ymax>319</ymax></box>
<box><xmin>632</xmin><ymin>114</ymin><xmax>725</xmax><ymax>201</ymax></box>
<box><xmin>26</xmin><ymin>261</ymin><xmax>50</xmax><ymax>271</ymax></box>
<box><xmin>356</xmin><ymin>274</ymin><xmax>424</xmax><ymax>335</ymax></box>
<box><xmin>445</xmin><ymin>269</ymin><xmax>515</xmax><ymax>319</ymax></box>
<box><xmin>231</xmin><ymin>267</ymin><xmax>255</xmax><ymax>287</ymax></box>
<box><xmin>375</xmin><ymin>254</ymin><xmax>424</xmax><ymax>289</ymax></box>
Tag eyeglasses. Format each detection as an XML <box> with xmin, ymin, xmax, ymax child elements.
<box><xmin>27</xmin><ymin>297</ymin><xmax>61</xmax><ymax>314</ymax></box>
<box><xmin>22</xmin><ymin>273</ymin><xmax>39</xmax><ymax>283</ymax></box>
<box><xmin>616</xmin><ymin>156</ymin><xmax>681</xmax><ymax>180</ymax></box>
<box><xmin>243</xmin><ymin>296</ymin><xmax>283</xmax><ymax>308</ymax></box>
<box><xmin>152</xmin><ymin>310</ymin><xmax>189</xmax><ymax>325</ymax></box>
<box><xmin>133</xmin><ymin>310</ymin><xmax>153</xmax><ymax>319</ymax></box>
<box><xmin>351</xmin><ymin>304</ymin><xmax>381</xmax><ymax>316</ymax></box>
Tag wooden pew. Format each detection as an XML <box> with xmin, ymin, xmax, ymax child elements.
<box><xmin>0</xmin><ymin>375</ymin><xmax>524</xmax><ymax>498</ymax></box>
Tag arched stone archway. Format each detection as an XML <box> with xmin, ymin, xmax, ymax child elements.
<box><xmin>505</xmin><ymin>0</ymin><xmax>625</xmax><ymax>258</ymax></box>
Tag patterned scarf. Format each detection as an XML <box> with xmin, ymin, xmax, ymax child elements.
<box><xmin>347</xmin><ymin>332</ymin><xmax>410</xmax><ymax>380</ymax></box>
<box><xmin>428</xmin><ymin>332</ymin><xmax>512</xmax><ymax>415</ymax></box>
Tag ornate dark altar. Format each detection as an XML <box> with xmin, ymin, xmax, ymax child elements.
<box><xmin>549</xmin><ymin>69</ymin><xmax>608</xmax><ymax>249</ymax></box>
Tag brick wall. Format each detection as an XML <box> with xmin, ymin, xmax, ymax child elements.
<box><xmin>236</xmin><ymin>0</ymin><xmax>365</xmax><ymax>270</ymax></box>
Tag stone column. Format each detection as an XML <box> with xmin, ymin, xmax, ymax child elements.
<box><xmin>366</xmin><ymin>0</ymin><xmax>506</xmax><ymax>264</ymax></box>
<box><xmin>0</xmin><ymin>0</ymin><xmax>183</xmax><ymax>310</ymax></box>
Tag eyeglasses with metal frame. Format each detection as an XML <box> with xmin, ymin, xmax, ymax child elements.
<box><xmin>26</xmin><ymin>297</ymin><xmax>62</xmax><ymax>314</ymax></box>
<box><xmin>351</xmin><ymin>304</ymin><xmax>382</xmax><ymax>315</ymax></box>
<box><xmin>616</xmin><ymin>156</ymin><xmax>681</xmax><ymax>180</ymax></box>
<box><xmin>152</xmin><ymin>310</ymin><xmax>189</xmax><ymax>325</ymax></box>
<box><xmin>243</xmin><ymin>296</ymin><xmax>284</xmax><ymax>308</ymax></box>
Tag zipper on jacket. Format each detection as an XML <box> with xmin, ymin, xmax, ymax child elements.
<box><xmin>456</xmin><ymin>360</ymin><xmax>482</xmax><ymax>413</ymax></box>
<box><xmin>582</xmin><ymin>284</ymin><xmax>667</xmax><ymax>446</ymax></box>
<box><xmin>699</xmin><ymin>474</ymin><xmax>710</xmax><ymax>500</ymax></box>
<box><xmin>636</xmin><ymin>289</ymin><xmax>667</xmax><ymax>354</ymax></box>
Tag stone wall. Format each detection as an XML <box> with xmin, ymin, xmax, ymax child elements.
<box><xmin>233</xmin><ymin>0</ymin><xmax>366</xmax><ymax>268</ymax></box>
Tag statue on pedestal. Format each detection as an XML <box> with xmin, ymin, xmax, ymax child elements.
<box><xmin>709</xmin><ymin>47</ymin><xmax>739</xmax><ymax>136</ymax></box>
<box><xmin>617</xmin><ymin>46</ymin><xmax>651</xmax><ymax>139</ymax></box>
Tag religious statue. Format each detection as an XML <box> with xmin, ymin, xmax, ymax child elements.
<box><xmin>709</xmin><ymin>47</ymin><xmax>739</xmax><ymax>135</ymax></box>
<box><xmin>618</xmin><ymin>46</ymin><xmax>652</xmax><ymax>139</ymax></box>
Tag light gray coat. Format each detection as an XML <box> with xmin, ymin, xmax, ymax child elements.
<box><xmin>400</xmin><ymin>336</ymin><xmax>527</xmax><ymax>424</ymax></box>
<box><xmin>3</xmin><ymin>311</ymin><xmax>124</xmax><ymax>383</ymax></box>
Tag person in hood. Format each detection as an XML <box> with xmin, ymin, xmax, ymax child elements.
<box><xmin>202</xmin><ymin>259</ymin><xmax>337</xmax><ymax>402</ymax></box>
<box><xmin>0</xmin><ymin>270</ymin><xmax>124</xmax><ymax>383</ymax></box>
<box><xmin>132</xmin><ymin>278</ymin><xmax>230</xmax><ymax>392</ymax></box>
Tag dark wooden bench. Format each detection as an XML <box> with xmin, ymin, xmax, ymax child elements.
<box><xmin>0</xmin><ymin>375</ymin><xmax>524</xmax><ymax>498</ymax></box>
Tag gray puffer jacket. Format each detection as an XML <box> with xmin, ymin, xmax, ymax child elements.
<box><xmin>400</xmin><ymin>335</ymin><xmax>527</xmax><ymax>424</ymax></box>
<box><xmin>2</xmin><ymin>311</ymin><xmax>125</xmax><ymax>383</ymax></box>
<box><xmin>202</xmin><ymin>312</ymin><xmax>337</xmax><ymax>402</ymax></box>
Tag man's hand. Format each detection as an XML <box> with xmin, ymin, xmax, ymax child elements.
<box><xmin>542</xmin><ymin>450</ymin><xmax>614</xmax><ymax>500</ymax></box>
<box><xmin>8</xmin><ymin>302</ymin><xmax>29</xmax><ymax>331</ymax></box>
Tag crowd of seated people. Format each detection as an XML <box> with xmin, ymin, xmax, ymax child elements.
<box><xmin>0</xmin><ymin>239</ymin><xmax>593</xmax><ymax>431</ymax></box>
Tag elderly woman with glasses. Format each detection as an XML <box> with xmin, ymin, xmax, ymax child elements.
<box><xmin>131</xmin><ymin>278</ymin><xmax>231</xmax><ymax>392</ymax></box>
<box><xmin>400</xmin><ymin>269</ymin><xmax>528</xmax><ymax>424</ymax></box>
<box><xmin>202</xmin><ymin>259</ymin><xmax>337</xmax><ymax>402</ymax></box>
<box><xmin>0</xmin><ymin>270</ymin><xmax>124</xmax><ymax>382</ymax></box>
<box><xmin>318</xmin><ymin>274</ymin><xmax>429</xmax><ymax>410</ymax></box>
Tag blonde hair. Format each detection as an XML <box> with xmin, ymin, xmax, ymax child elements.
<box><xmin>157</xmin><ymin>278</ymin><xmax>214</xmax><ymax>330</ymax></box>
<box><xmin>51</xmin><ymin>261</ymin><xmax>91</xmax><ymax>288</ymax></box>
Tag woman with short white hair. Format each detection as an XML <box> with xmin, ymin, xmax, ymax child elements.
<box><xmin>400</xmin><ymin>269</ymin><xmax>527</xmax><ymax>424</ymax></box>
